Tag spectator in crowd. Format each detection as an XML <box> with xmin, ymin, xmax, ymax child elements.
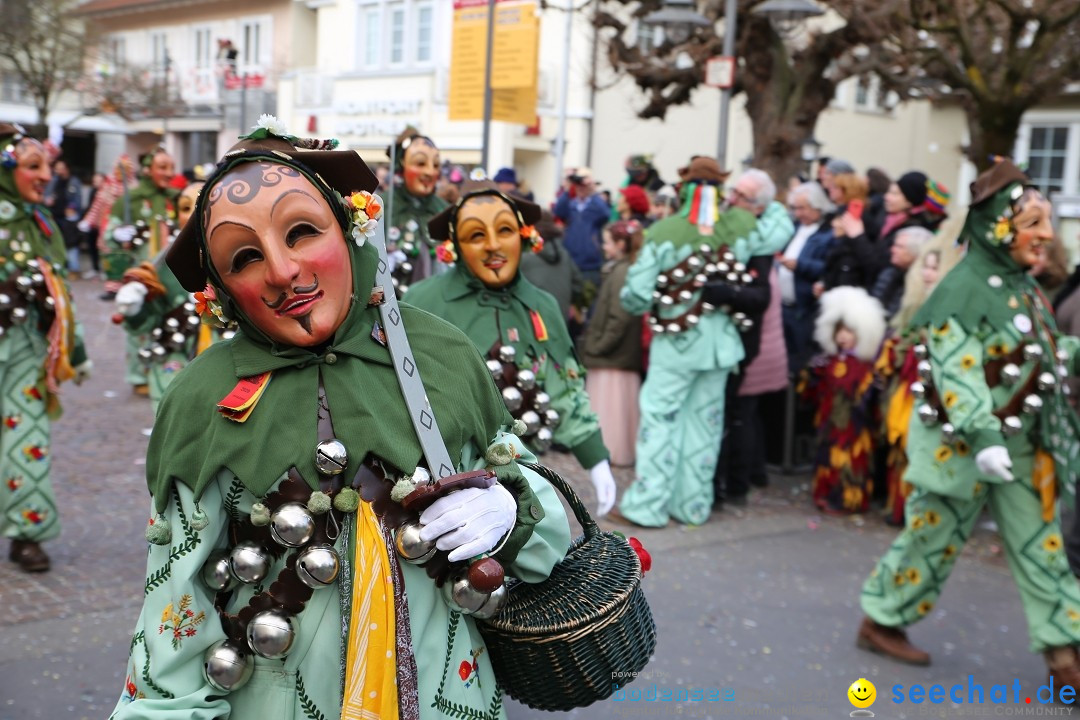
<box><xmin>819</xmin><ymin>157</ymin><xmax>855</xmax><ymax>196</ymax></box>
<box><xmin>871</xmin><ymin>226</ymin><xmax>935</xmax><ymax>320</ymax></box>
<box><xmin>821</xmin><ymin>174</ymin><xmax>875</xmax><ymax>290</ymax></box>
<box><xmin>520</xmin><ymin>211</ymin><xmax>585</xmax><ymax>327</ymax></box>
<box><xmin>625</xmin><ymin>154</ymin><xmax>665</xmax><ymax>192</ymax></box>
<box><xmin>554</xmin><ymin>167</ymin><xmax>612</xmax><ymax>286</ymax></box>
<box><xmin>78</xmin><ymin>171</ymin><xmax>106</xmax><ymax>279</ymax></box>
<box><xmin>493</xmin><ymin>166</ymin><xmax>533</xmax><ymax>201</ymax></box>
<box><xmin>582</xmin><ymin>219</ymin><xmax>645</xmax><ymax>467</ymax></box>
<box><xmin>617</xmin><ymin>185</ymin><xmax>652</xmax><ymax>227</ymax></box>
<box><xmin>650</xmin><ymin>185</ymin><xmax>679</xmax><ymax>220</ymax></box>
<box><xmin>891</xmin><ymin>231</ymin><xmax>964</xmax><ymax>332</ymax></box>
<box><xmin>778</xmin><ymin>181</ymin><xmax>836</xmax><ymax>372</ymax></box>
<box><xmin>864</xmin><ymin>166</ymin><xmax>892</xmax><ymax>241</ymax></box>
<box><xmin>44</xmin><ymin>159</ymin><xmax>84</xmax><ymax>273</ymax></box>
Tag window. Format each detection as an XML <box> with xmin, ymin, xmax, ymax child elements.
<box><xmin>150</xmin><ymin>31</ymin><xmax>169</xmax><ymax>81</ymax></box>
<box><xmin>634</xmin><ymin>19</ymin><xmax>661</xmax><ymax>53</ymax></box>
<box><xmin>240</xmin><ymin>18</ymin><xmax>267</xmax><ymax>74</ymax></box>
<box><xmin>416</xmin><ymin>2</ymin><xmax>433</xmax><ymax>63</ymax></box>
<box><xmin>192</xmin><ymin>27</ymin><xmax>212</xmax><ymax>69</ymax></box>
<box><xmin>1026</xmin><ymin>126</ymin><xmax>1069</xmax><ymax>195</ymax></box>
<box><xmin>360</xmin><ymin>6</ymin><xmax>381</xmax><ymax>67</ymax></box>
<box><xmin>389</xmin><ymin>4</ymin><xmax>405</xmax><ymax>65</ymax></box>
<box><xmin>107</xmin><ymin>35</ymin><xmax>127</xmax><ymax>71</ymax></box>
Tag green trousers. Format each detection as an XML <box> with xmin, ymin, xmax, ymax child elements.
<box><xmin>0</xmin><ymin>327</ymin><xmax>59</xmax><ymax>543</ymax></box>
<box><xmin>125</xmin><ymin>332</ymin><xmax>148</xmax><ymax>387</ymax></box>
<box><xmin>861</xmin><ymin>476</ymin><xmax>1080</xmax><ymax>652</ymax></box>
<box><xmin>619</xmin><ymin>364</ymin><xmax>729</xmax><ymax>526</ymax></box>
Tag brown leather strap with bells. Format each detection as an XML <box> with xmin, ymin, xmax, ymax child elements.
<box><xmin>647</xmin><ymin>245</ymin><xmax>748</xmax><ymax>335</ymax></box>
<box><xmin>0</xmin><ymin>266</ymin><xmax>56</xmax><ymax>335</ymax></box>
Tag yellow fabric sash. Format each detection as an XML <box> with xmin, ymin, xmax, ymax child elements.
<box><xmin>342</xmin><ymin>501</ymin><xmax>399</xmax><ymax>720</ymax></box>
<box><xmin>1034</xmin><ymin>449</ymin><xmax>1057</xmax><ymax>524</ymax></box>
<box><xmin>39</xmin><ymin>260</ymin><xmax>76</xmax><ymax>415</ymax></box>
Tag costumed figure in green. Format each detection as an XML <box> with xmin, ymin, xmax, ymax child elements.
<box><xmin>113</xmin><ymin>181</ymin><xmax>232</xmax><ymax>414</ymax></box>
<box><xmin>110</xmin><ymin>119</ymin><xmax>571</xmax><ymax>719</ymax></box>
<box><xmin>857</xmin><ymin>159</ymin><xmax>1080</xmax><ymax>687</ymax></box>
<box><xmin>403</xmin><ymin>181</ymin><xmax>617</xmax><ymax>517</ymax></box>
<box><xmin>386</xmin><ymin>127</ymin><xmax>449</xmax><ymax>296</ymax></box>
<box><xmin>102</xmin><ymin>147</ymin><xmax>179</xmax><ymax>395</ymax></box>
<box><xmin>0</xmin><ymin>123</ymin><xmax>90</xmax><ymax>573</ymax></box>
<box><xmin>615</xmin><ymin>157</ymin><xmax>787</xmax><ymax>527</ymax></box>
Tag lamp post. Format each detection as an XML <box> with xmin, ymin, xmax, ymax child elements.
<box><xmin>751</xmin><ymin>0</ymin><xmax>823</xmax><ymax>36</ymax></box>
<box><xmin>800</xmin><ymin>135</ymin><xmax>822</xmax><ymax>176</ymax></box>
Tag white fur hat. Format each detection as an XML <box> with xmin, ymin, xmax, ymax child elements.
<box><xmin>814</xmin><ymin>286</ymin><xmax>887</xmax><ymax>362</ymax></box>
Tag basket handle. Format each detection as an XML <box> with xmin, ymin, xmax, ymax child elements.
<box><xmin>519</xmin><ymin>461</ymin><xmax>599</xmax><ymax>540</ymax></box>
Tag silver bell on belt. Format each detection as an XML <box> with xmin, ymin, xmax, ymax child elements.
<box><xmin>1022</xmin><ymin>394</ymin><xmax>1044</xmax><ymax>415</ymax></box>
<box><xmin>270</xmin><ymin>502</ymin><xmax>316</xmax><ymax>548</ymax></box>
<box><xmin>296</xmin><ymin>544</ymin><xmax>340</xmax><ymax>589</ymax></box>
<box><xmin>395</xmin><ymin>521</ymin><xmax>437</xmax><ymax>564</ymax></box>
<box><xmin>486</xmin><ymin>359</ymin><xmax>504</xmax><ymax>380</ymax></box>
<box><xmin>314</xmin><ymin>438</ymin><xmax>348</xmax><ymax>476</ymax></box>
<box><xmin>533</xmin><ymin>391</ymin><xmax>551</xmax><ymax>412</ymax></box>
<box><xmin>246</xmin><ymin>610</ymin><xmax>296</xmax><ymax>659</ymax></box>
<box><xmin>204</xmin><ymin>640</ymin><xmax>254</xmax><ymax>692</ymax></box>
<box><xmin>443</xmin><ymin>568</ymin><xmax>490</xmax><ymax>614</ymax></box>
<box><xmin>516</xmin><ymin>368</ymin><xmax>536</xmax><ymax>391</ymax></box>
<box><xmin>470</xmin><ymin>583</ymin><xmax>508</xmax><ymax>620</ymax></box>
<box><xmin>498</xmin><ymin>345</ymin><xmax>516</xmax><ymax>364</ymax></box>
<box><xmin>519</xmin><ymin>410</ymin><xmax>541</xmax><ymax>436</ymax></box>
<box><xmin>1001</xmin><ymin>415</ymin><xmax>1024</xmax><ymax>437</ymax></box>
<box><xmin>1000</xmin><ymin>363</ymin><xmax>1022</xmax><ymax>387</ymax></box>
<box><xmin>229</xmin><ymin>541</ymin><xmax>271</xmax><ymax>584</ymax></box>
<box><xmin>201</xmin><ymin>550</ymin><xmax>238</xmax><ymax>592</ymax></box>
<box><xmin>533</xmin><ymin>426</ymin><xmax>553</xmax><ymax>452</ymax></box>
<box><xmin>917</xmin><ymin>404</ymin><xmax>939</xmax><ymax>426</ymax></box>
<box><xmin>501</xmin><ymin>386</ymin><xmax>523</xmax><ymax>413</ymax></box>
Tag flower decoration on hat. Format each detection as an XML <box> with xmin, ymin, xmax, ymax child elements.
<box><xmin>436</xmin><ymin>239</ymin><xmax>458</xmax><ymax>264</ymax></box>
<box><xmin>194</xmin><ymin>284</ymin><xmax>228</xmax><ymax>328</ymax></box>
<box><xmin>520</xmin><ymin>224</ymin><xmax>544</xmax><ymax>254</ymax></box>
<box><xmin>343</xmin><ymin>190</ymin><xmax>383</xmax><ymax>247</ymax></box>
<box><xmin>985</xmin><ymin>183</ymin><xmax>1025</xmax><ymax>246</ymax></box>
<box><xmin>1</xmin><ymin>124</ymin><xmax>27</xmax><ymax>169</ymax></box>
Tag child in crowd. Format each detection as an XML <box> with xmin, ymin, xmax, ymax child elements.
<box><xmin>802</xmin><ymin>286</ymin><xmax>887</xmax><ymax>514</ymax></box>
<box><xmin>582</xmin><ymin>220</ymin><xmax>645</xmax><ymax>466</ymax></box>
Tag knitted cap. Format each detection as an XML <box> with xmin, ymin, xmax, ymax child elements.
<box><xmin>925</xmin><ymin>179</ymin><xmax>950</xmax><ymax>215</ymax></box>
<box><xmin>824</xmin><ymin>158</ymin><xmax>855</xmax><ymax>175</ymax></box>
<box><xmin>896</xmin><ymin>171</ymin><xmax>928</xmax><ymax>207</ymax></box>
<box><xmin>619</xmin><ymin>185</ymin><xmax>650</xmax><ymax>215</ymax></box>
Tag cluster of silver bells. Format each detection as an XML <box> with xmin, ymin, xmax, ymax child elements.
<box><xmin>649</xmin><ymin>244</ymin><xmax>754</xmax><ymax>335</ymax></box>
<box><xmin>486</xmin><ymin>344</ymin><xmax>560</xmax><ymax>452</ymax></box>
<box><xmin>910</xmin><ymin>342</ymin><xmax>1069</xmax><ymax>443</ymax></box>
<box><xmin>394</xmin><ymin>521</ymin><xmax>508</xmax><ymax>620</ymax></box>
<box><xmin>388</xmin><ymin>221</ymin><xmax>422</xmax><ymax>295</ymax></box>
<box><xmin>0</xmin><ymin>262</ymin><xmax>52</xmax><ymax>337</ymax></box>
<box><xmin>203</xmin><ymin>438</ymin><xmax>352</xmax><ymax>692</ymax></box>
<box><xmin>127</xmin><ymin>219</ymin><xmax>180</xmax><ymax>248</ymax></box>
<box><xmin>139</xmin><ymin>303</ymin><xmax>237</xmax><ymax>362</ymax></box>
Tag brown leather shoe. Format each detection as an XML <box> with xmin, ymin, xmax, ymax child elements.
<box><xmin>1045</xmin><ymin>646</ymin><xmax>1080</xmax><ymax>690</ymax></box>
<box><xmin>856</xmin><ymin>616</ymin><xmax>930</xmax><ymax>665</ymax></box>
<box><xmin>9</xmin><ymin>540</ymin><xmax>50</xmax><ymax>572</ymax></box>
<box><xmin>133</xmin><ymin>384</ymin><xmax>150</xmax><ymax>397</ymax></box>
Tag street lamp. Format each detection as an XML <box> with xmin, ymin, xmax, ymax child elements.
<box><xmin>752</xmin><ymin>0</ymin><xmax>824</xmax><ymax>36</ymax></box>
<box><xmin>800</xmin><ymin>135</ymin><xmax>822</xmax><ymax>177</ymax></box>
<box><xmin>643</xmin><ymin>0</ymin><xmax>711</xmax><ymax>46</ymax></box>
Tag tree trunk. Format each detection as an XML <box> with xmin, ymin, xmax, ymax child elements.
<box><xmin>965</xmin><ymin>102</ymin><xmax>1026</xmax><ymax>171</ymax></box>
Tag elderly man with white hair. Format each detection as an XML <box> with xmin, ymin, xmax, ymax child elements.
<box><xmin>870</xmin><ymin>225</ymin><xmax>935</xmax><ymax>320</ymax></box>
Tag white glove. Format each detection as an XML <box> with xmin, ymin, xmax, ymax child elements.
<box><xmin>589</xmin><ymin>459</ymin><xmax>617</xmax><ymax>517</ymax></box>
<box><xmin>77</xmin><ymin>220</ymin><xmax>91</xmax><ymax>234</ymax></box>
<box><xmin>115</xmin><ymin>281</ymin><xmax>148</xmax><ymax>317</ymax></box>
<box><xmin>975</xmin><ymin>445</ymin><xmax>1014</xmax><ymax>482</ymax></box>
<box><xmin>112</xmin><ymin>224</ymin><xmax>137</xmax><ymax>244</ymax></box>
<box><xmin>419</xmin><ymin>484</ymin><xmax>517</xmax><ymax>562</ymax></box>
<box><xmin>73</xmin><ymin>359</ymin><xmax>92</xmax><ymax>385</ymax></box>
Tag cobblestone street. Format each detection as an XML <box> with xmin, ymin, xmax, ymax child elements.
<box><xmin>0</xmin><ymin>277</ymin><xmax>1056</xmax><ymax>720</ymax></box>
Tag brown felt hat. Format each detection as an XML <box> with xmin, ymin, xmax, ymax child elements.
<box><xmin>167</xmin><ymin>136</ymin><xmax>380</xmax><ymax>292</ymax></box>
<box><xmin>677</xmin><ymin>155</ymin><xmax>729</xmax><ymax>185</ymax></box>
<box><xmin>428</xmin><ymin>180</ymin><xmax>542</xmax><ymax>243</ymax></box>
<box><xmin>969</xmin><ymin>157</ymin><xmax>1030</xmax><ymax>208</ymax></box>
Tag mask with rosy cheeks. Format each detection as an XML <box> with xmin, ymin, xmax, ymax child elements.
<box><xmin>455</xmin><ymin>196</ymin><xmax>523</xmax><ymax>289</ymax></box>
<box><xmin>402</xmin><ymin>140</ymin><xmax>440</xmax><ymax>197</ymax></box>
<box><xmin>147</xmin><ymin>152</ymin><xmax>175</xmax><ymax>190</ymax></box>
<box><xmin>177</xmin><ymin>182</ymin><xmax>204</xmax><ymax>230</ymax></box>
<box><xmin>13</xmin><ymin>140</ymin><xmax>51</xmax><ymax>204</ymax></box>
<box><xmin>204</xmin><ymin>162</ymin><xmax>354</xmax><ymax>347</ymax></box>
<box><xmin>1008</xmin><ymin>190</ymin><xmax>1054</xmax><ymax>270</ymax></box>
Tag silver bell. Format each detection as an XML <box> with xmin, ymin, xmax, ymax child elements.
<box><xmin>443</xmin><ymin>568</ymin><xmax>490</xmax><ymax>614</ymax></box>
<box><xmin>15</xmin><ymin>275</ymin><xmax>32</xmax><ymax>292</ymax></box>
<box><xmin>151</xmin><ymin>327</ymin><xmax>163</xmax><ymax>339</ymax></box>
<box><xmin>296</xmin><ymin>544</ymin><xmax>340</xmax><ymax>588</ymax></box>
<box><xmin>1059</xmin><ymin>364</ymin><xmax>1070</xmax><ymax>378</ymax></box>
<box><xmin>200</xmin><ymin>550</ymin><xmax>238</xmax><ymax>592</ymax></box>
<box><xmin>400</xmin><ymin>262</ymin><xmax>413</xmax><ymax>275</ymax></box>
<box><xmin>917</xmin><ymin>403</ymin><xmax>939</xmax><ymax>426</ymax></box>
<box><xmin>910</xmin><ymin>381</ymin><xmax>926</xmax><ymax>401</ymax></box>
<box><xmin>726</xmin><ymin>272</ymin><xmax>739</xmax><ymax>283</ymax></box>
<box><xmin>183</xmin><ymin>301</ymin><xmax>196</xmax><ymax>313</ymax></box>
<box><xmin>716</xmin><ymin>262</ymin><xmax>729</xmax><ymax>274</ymax></box>
<box><xmin>544</xmin><ymin>408</ymin><xmax>561</xmax><ymax>427</ymax></box>
<box><xmin>671</xmin><ymin>268</ymin><xmax>687</xmax><ymax>282</ymax></box>
<box><xmin>533</xmin><ymin>391</ymin><xmax>551</xmax><ymax>412</ymax></box>
<box><xmin>151</xmin><ymin>344</ymin><xmax>167</xmax><ymax>358</ymax></box>
<box><xmin>659</xmin><ymin>294</ymin><xmax>675</xmax><ymax>306</ymax></box>
<box><xmin>656</xmin><ymin>273</ymin><xmax>669</xmax><ymax>287</ymax></box>
<box><xmin>665</xmin><ymin>322</ymin><xmax>680</xmax><ymax>334</ymax></box>
<box><xmin>1001</xmin><ymin>415</ymin><xmax>1024</xmax><ymax>437</ymax></box>
<box><xmin>1037</xmin><ymin>372</ymin><xmax>1057</xmax><ymax>393</ymax></box>
<box><xmin>269</xmin><ymin>502</ymin><xmax>316</xmax><ymax>548</ymax></box>
<box><xmin>694</xmin><ymin>274</ymin><xmax>708</xmax><ymax>286</ymax></box>
<box><xmin>687</xmin><ymin>255</ymin><xmax>704</xmax><ymax>270</ymax></box>
<box><xmin>738</xmin><ymin>317</ymin><xmax>754</xmax><ymax>332</ymax></box>
<box><xmin>519</xmin><ymin>410</ymin><xmax>541</xmax><ymax>435</ymax></box>
<box><xmin>678</xmin><ymin>289</ymin><xmax>694</xmax><ymax>303</ymax></box>
<box><xmin>704</xmin><ymin>263</ymin><xmax>718</xmax><ymax>275</ymax></box>
<box><xmin>186</xmin><ymin>315</ymin><xmax>201</xmax><ymax>328</ymax></box>
<box><xmin>498</xmin><ymin>345</ymin><xmax>517</xmax><ymax>364</ymax></box>
<box><xmin>516</xmin><ymin>368</ymin><xmax>536</xmax><ymax>391</ymax></box>
<box><xmin>916</xmin><ymin>360</ymin><xmax>933</xmax><ymax>383</ymax></box>
<box><xmin>0</xmin><ymin>293</ymin><xmax>11</xmax><ymax>309</ymax></box>
<box><xmin>1001</xmin><ymin>363</ymin><xmax>1022</xmax><ymax>386</ymax></box>
<box><xmin>1023</xmin><ymin>344</ymin><xmax>1043</xmax><ymax>363</ymax></box>
<box><xmin>246</xmin><ymin>610</ymin><xmax>296</xmax><ymax>659</ymax></box>
<box><xmin>1056</xmin><ymin>348</ymin><xmax>1070</xmax><ymax>364</ymax></box>
<box><xmin>940</xmin><ymin>423</ymin><xmax>957</xmax><ymax>445</ymax></box>
<box><xmin>395</xmin><ymin>521</ymin><xmax>437</xmax><ymax>564</ymax></box>
<box><xmin>1022</xmin><ymin>394</ymin><xmax>1044</xmax><ymax>415</ymax></box>
<box><xmin>486</xmin><ymin>358</ymin><xmax>504</xmax><ymax>380</ymax></box>
<box><xmin>733</xmin><ymin>262</ymin><xmax>746</xmax><ymax>273</ymax></box>
<box><xmin>912</xmin><ymin>344</ymin><xmax>929</xmax><ymax>361</ymax></box>
<box><xmin>314</xmin><ymin>438</ymin><xmax>348</xmax><ymax>476</ymax></box>
<box><xmin>229</xmin><ymin>541</ymin><xmax>271</xmax><ymax>584</ymax></box>
<box><xmin>501</xmin><ymin>386</ymin><xmax>523</xmax><ymax>413</ymax></box>
<box><xmin>204</xmin><ymin>640</ymin><xmax>254</xmax><ymax>692</ymax></box>
<box><xmin>686</xmin><ymin>314</ymin><xmax>700</xmax><ymax>327</ymax></box>
<box><xmin>165</xmin><ymin>317</ymin><xmax>180</xmax><ymax>330</ymax></box>
<box><xmin>10</xmin><ymin>306</ymin><xmax>26</xmax><ymax>324</ymax></box>
<box><xmin>533</xmin><ymin>426</ymin><xmax>553</xmax><ymax>453</ymax></box>
<box><xmin>170</xmin><ymin>332</ymin><xmax>187</xmax><ymax>347</ymax></box>
<box><xmin>29</xmin><ymin>272</ymin><xmax>43</xmax><ymax>287</ymax></box>
<box><xmin>470</xmin><ymin>583</ymin><xmax>508</xmax><ymax>620</ymax></box>
<box><xmin>43</xmin><ymin>296</ymin><xmax>55</xmax><ymax>310</ymax></box>
<box><xmin>137</xmin><ymin>347</ymin><xmax>154</xmax><ymax>362</ymax></box>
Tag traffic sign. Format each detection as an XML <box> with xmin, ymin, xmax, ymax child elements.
<box><xmin>705</xmin><ymin>56</ymin><xmax>735</xmax><ymax>89</ymax></box>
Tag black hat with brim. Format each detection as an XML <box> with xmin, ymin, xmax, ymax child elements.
<box><xmin>427</xmin><ymin>180</ymin><xmax>542</xmax><ymax>243</ymax></box>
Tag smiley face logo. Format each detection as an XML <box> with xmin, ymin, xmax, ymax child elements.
<box><xmin>848</xmin><ymin>678</ymin><xmax>876</xmax><ymax>709</ymax></box>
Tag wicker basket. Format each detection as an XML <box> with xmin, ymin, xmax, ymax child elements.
<box><xmin>478</xmin><ymin>462</ymin><xmax>657</xmax><ymax>711</ymax></box>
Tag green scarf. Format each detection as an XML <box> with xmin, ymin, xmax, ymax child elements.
<box><xmin>147</xmin><ymin>154</ymin><xmax>510</xmax><ymax>513</ymax></box>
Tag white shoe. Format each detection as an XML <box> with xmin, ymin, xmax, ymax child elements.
<box><xmin>81</xmin><ymin>270</ymin><xmax>98</xmax><ymax>280</ymax></box>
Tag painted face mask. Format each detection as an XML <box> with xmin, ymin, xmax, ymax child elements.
<box><xmin>455</xmin><ymin>195</ymin><xmax>524</xmax><ymax>289</ymax></box>
<box><xmin>177</xmin><ymin>182</ymin><xmax>204</xmax><ymax>230</ymax></box>
<box><xmin>13</xmin><ymin>140</ymin><xmax>50</xmax><ymax>204</ymax></box>
<box><xmin>402</xmin><ymin>139</ymin><xmax>440</xmax><ymax>197</ymax></box>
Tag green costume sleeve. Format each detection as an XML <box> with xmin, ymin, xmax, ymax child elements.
<box><xmin>620</xmin><ymin>242</ymin><xmax>662</xmax><ymax>316</ymax></box>
<box><xmin>1058</xmin><ymin>335</ymin><xmax>1080</xmax><ymax>376</ymax></box>
<box><xmin>536</xmin><ymin>351</ymin><xmax>609</xmax><ymax>468</ymax></box>
<box><xmin>927</xmin><ymin>318</ymin><xmax>1005</xmax><ymax>454</ymax></box>
<box><xmin>110</xmin><ymin>479</ymin><xmax>231</xmax><ymax>719</ymax></box>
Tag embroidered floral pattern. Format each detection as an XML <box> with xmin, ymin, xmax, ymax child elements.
<box><xmin>158</xmin><ymin>594</ymin><xmax>206</xmax><ymax>650</ymax></box>
<box><xmin>22</xmin><ymin>444</ymin><xmax>47</xmax><ymax>461</ymax></box>
<box><xmin>459</xmin><ymin>647</ymin><xmax>485</xmax><ymax>689</ymax></box>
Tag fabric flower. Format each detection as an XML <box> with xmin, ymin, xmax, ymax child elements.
<box><xmin>520</xmin><ymin>225</ymin><xmax>544</xmax><ymax>254</ymax></box>
<box><xmin>436</xmin><ymin>239</ymin><xmax>458</xmax><ymax>264</ymax></box>
<box><xmin>255</xmin><ymin>114</ymin><xmax>290</xmax><ymax>137</ymax></box>
<box><xmin>193</xmin><ymin>285</ymin><xmax>227</xmax><ymax>328</ymax></box>
<box><xmin>627</xmin><ymin>537</ymin><xmax>651</xmax><ymax>574</ymax></box>
<box><xmin>344</xmin><ymin>191</ymin><xmax>384</xmax><ymax>247</ymax></box>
